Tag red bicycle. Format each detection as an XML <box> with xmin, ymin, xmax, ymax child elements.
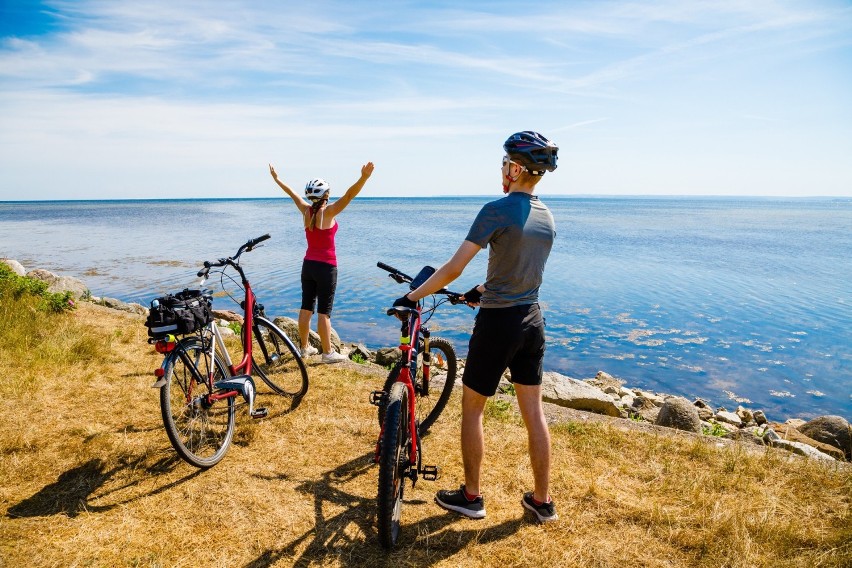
<box><xmin>371</xmin><ymin>262</ymin><xmax>462</xmax><ymax>548</ymax></box>
<box><xmin>149</xmin><ymin>234</ymin><xmax>308</xmax><ymax>468</ymax></box>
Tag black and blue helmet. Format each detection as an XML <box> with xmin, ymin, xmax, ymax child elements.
<box><xmin>503</xmin><ymin>131</ymin><xmax>558</xmax><ymax>176</ymax></box>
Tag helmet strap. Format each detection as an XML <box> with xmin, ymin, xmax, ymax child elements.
<box><xmin>502</xmin><ymin>165</ymin><xmax>520</xmax><ymax>193</ymax></box>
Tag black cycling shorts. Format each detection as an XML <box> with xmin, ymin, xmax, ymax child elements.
<box><xmin>300</xmin><ymin>259</ymin><xmax>337</xmax><ymax>315</ymax></box>
<box><xmin>461</xmin><ymin>303</ymin><xmax>546</xmax><ymax>397</ymax></box>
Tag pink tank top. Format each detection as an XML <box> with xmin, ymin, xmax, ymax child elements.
<box><xmin>304</xmin><ymin>221</ymin><xmax>338</xmax><ymax>266</ymax></box>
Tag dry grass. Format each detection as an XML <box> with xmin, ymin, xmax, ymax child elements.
<box><xmin>0</xmin><ymin>301</ymin><xmax>850</xmax><ymax>567</ymax></box>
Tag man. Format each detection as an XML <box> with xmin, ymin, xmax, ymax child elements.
<box><xmin>393</xmin><ymin>131</ymin><xmax>559</xmax><ymax>523</ymax></box>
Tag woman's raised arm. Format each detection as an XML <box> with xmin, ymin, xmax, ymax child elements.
<box><xmin>269</xmin><ymin>164</ymin><xmax>310</xmax><ymax>214</ymax></box>
<box><xmin>325</xmin><ymin>162</ymin><xmax>374</xmax><ymax>217</ymax></box>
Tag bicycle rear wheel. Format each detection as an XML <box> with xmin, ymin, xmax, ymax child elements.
<box><xmin>250</xmin><ymin>317</ymin><xmax>309</xmax><ymax>399</ymax></box>
<box><xmin>377</xmin><ymin>381</ymin><xmax>410</xmax><ymax>549</ymax></box>
<box><xmin>378</xmin><ymin>337</ymin><xmax>456</xmax><ymax>434</ymax></box>
<box><xmin>160</xmin><ymin>337</ymin><xmax>235</xmax><ymax>469</ymax></box>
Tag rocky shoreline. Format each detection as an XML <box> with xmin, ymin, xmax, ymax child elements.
<box><xmin>5</xmin><ymin>258</ymin><xmax>850</xmax><ymax>464</ymax></box>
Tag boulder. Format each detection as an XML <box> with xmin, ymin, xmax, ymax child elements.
<box><xmin>736</xmin><ymin>405</ymin><xmax>754</xmax><ymax>424</ymax></box>
<box><xmin>753</xmin><ymin>410</ymin><xmax>768</xmax><ymax>425</ymax></box>
<box><xmin>2</xmin><ymin>259</ymin><xmax>25</xmax><ymax>276</ymax></box>
<box><xmin>375</xmin><ymin>347</ymin><xmax>403</xmax><ymax>367</ymax></box>
<box><xmin>768</xmin><ymin>438</ymin><xmax>836</xmax><ymax>462</ymax></box>
<box><xmin>798</xmin><ymin>415</ymin><xmax>852</xmax><ymax>460</ymax></box>
<box><xmin>767</xmin><ymin>422</ymin><xmax>845</xmax><ymax>461</ymax></box>
<box><xmin>715</xmin><ymin>410</ymin><xmax>742</xmax><ymax>427</ymax></box>
<box><xmin>655</xmin><ymin>397</ymin><xmax>702</xmax><ymax>433</ymax></box>
<box><xmin>541</xmin><ymin>372</ymin><xmax>621</xmax><ymax>417</ymax></box>
<box><xmin>349</xmin><ymin>343</ymin><xmax>372</xmax><ymax>362</ymax></box>
<box><xmin>213</xmin><ymin>309</ymin><xmax>243</xmax><ymax>323</ymax></box>
<box><xmin>26</xmin><ymin>269</ymin><xmax>89</xmax><ymax>299</ymax></box>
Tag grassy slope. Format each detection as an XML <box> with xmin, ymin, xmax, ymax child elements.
<box><xmin>0</xmin><ymin>301</ymin><xmax>850</xmax><ymax>567</ymax></box>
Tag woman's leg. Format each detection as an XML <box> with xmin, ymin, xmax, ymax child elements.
<box><xmin>298</xmin><ymin>309</ymin><xmax>313</xmax><ymax>350</ymax></box>
<box><xmin>317</xmin><ymin>313</ymin><xmax>333</xmax><ymax>354</ymax></box>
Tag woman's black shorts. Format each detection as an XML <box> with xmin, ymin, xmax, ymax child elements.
<box><xmin>300</xmin><ymin>259</ymin><xmax>337</xmax><ymax>315</ymax></box>
<box><xmin>461</xmin><ymin>303</ymin><xmax>546</xmax><ymax>397</ymax></box>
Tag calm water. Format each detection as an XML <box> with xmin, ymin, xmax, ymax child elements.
<box><xmin>2</xmin><ymin>196</ymin><xmax>850</xmax><ymax>421</ymax></box>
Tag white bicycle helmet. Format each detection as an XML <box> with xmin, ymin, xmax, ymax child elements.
<box><xmin>305</xmin><ymin>178</ymin><xmax>330</xmax><ymax>202</ymax></box>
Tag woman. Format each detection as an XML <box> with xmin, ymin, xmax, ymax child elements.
<box><xmin>269</xmin><ymin>161</ymin><xmax>375</xmax><ymax>363</ymax></box>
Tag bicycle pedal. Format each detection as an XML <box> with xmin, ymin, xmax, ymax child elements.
<box><xmin>250</xmin><ymin>407</ymin><xmax>268</xmax><ymax>419</ymax></box>
<box><xmin>420</xmin><ymin>465</ymin><xmax>440</xmax><ymax>481</ymax></box>
<box><xmin>369</xmin><ymin>390</ymin><xmax>387</xmax><ymax>407</ymax></box>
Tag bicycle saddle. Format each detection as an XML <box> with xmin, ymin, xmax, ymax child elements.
<box><xmin>386</xmin><ymin>306</ymin><xmax>417</xmax><ymax>320</ymax></box>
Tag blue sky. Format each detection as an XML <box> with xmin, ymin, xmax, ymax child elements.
<box><xmin>1</xmin><ymin>0</ymin><xmax>850</xmax><ymax>200</ymax></box>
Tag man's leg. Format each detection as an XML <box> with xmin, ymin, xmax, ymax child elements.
<box><xmin>514</xmin><ymin>383</ymin><xmax>551</xmax><ymax>502</ymax></box>
<box><xmin>461</xmin><ymin>385</ymin><xmax>488</xmax><ymax>496</ymax></box>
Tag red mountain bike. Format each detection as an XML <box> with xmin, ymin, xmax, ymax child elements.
<box><xmin>371</xmin><ymin>262</ymin><xmax>463</xmax><ymax>548</ymax></box>
<box><xmin>150</xmin><ymin>235</ymin><xmax>308</xmax><ymax>468</ymax></box>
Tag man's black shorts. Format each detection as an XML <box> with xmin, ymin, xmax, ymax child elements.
<box><xmin>461</xmin><ymin>303</ymin><xmax>545</xmax><ymax>397</ymax></box>
<box><xmin>300</xmin><ymin>259</ymin><xmax>337</xmax><ymax>315</ymax></box>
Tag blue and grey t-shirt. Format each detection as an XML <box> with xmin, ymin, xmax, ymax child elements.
<box><xmin>465</xmin><ymin>192</ymin><xmax>556</xmax><ymax>307</ymax></box>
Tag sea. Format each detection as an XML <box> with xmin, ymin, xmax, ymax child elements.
<box><xmin>1</xmin><ymin>196</ymin><xmax>850</xmax><ymax>421</ymax></box>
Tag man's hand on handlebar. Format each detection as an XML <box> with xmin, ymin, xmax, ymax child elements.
<box><xmin>461</xmin><ymin>285</ymin><xmax>482</xmax><ymax>307</ymax></box>
<box><xmin>393</xmin><ymin>293</ymin><xmax>417</xmax><ymax>310</ymax></box>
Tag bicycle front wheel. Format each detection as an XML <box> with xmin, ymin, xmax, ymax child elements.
<box><xmin>160</xmin><ymin>337</ymin><xmax>236</xmax><ymax>469</ymax></box>
<box><xmin>251</xmin><ymin>317</ymin><xmax>309</xmax><ymax>399</ymax></box>
<box><xmin>377</xmin><ymin>381</ymin><xmax>410</xmax><ymax>549</ymax></box>
<box><xmin>379</xmin><ymin>336</ymin><xmax>456</xmax><ymax>434</ymax></box>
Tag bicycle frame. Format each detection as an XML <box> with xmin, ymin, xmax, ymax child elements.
<box><xmin>376</xmin><ymin>305</ymin><xmax>424</xmax><ymax>469</ymax></box>
<box><xmin>153</xmin><ymin>252</ymin><xmax>262</xmax><ymax>411</ymax></box>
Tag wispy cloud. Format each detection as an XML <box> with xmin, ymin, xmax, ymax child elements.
<box><xmin>1</xmin><ymin>0</ymin><xmax>851</xmax><ymax>198</ymax></box>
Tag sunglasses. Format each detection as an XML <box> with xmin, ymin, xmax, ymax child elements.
<box><xmin>502</xmin><ymin>156</ymin><xmax>525</xmax><ymax>170</ymax></box>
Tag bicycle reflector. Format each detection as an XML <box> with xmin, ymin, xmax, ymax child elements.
<box><xmin>155</xmin><ymin>335</ymin><xmax>176</xmax><ymax>354</ymax></box>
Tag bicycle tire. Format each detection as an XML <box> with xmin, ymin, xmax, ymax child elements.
<box><xmin>160</xmin><ymin>337</ymin><xmax>236</xmax><ymax>469</ymax></box>
<box><xmin>378</xmin><ymin>337</ymin><xmax>456</xmax><ymax>434</ymax></box>
<box><xmin>377</xmin><ymin>381</ymin><xmax>410</xmax><ymax>549</ymax></box>
<box><xmin>250</xmin><ymin>317</ymin><xmax>309</xmax><ymax>399</ymax></box>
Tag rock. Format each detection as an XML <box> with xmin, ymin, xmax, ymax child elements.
<box><xmin>632</xmin><ymin>396</ymin><xmax>661</xmax><ymax>422</ymax></box>
<box><xmin>588</xmin><ymin>371</ymin><xmax>624</xmax><ymax>391</ymax></box>
<box><xmin>375</xmin><ymin>347</ymin><xmax>402</xmax><ymax>367</ymax></box>
<box><xmin>696</xmin><ymin>406</ymin><xmax>715</xmax><ymax>421</ymax></box>
<box><xmin>753</xmin><ymin>410</ymin><xmax>767</xmax><ymax>425</ymax></box>
<box><xmin>768</xmin><ymin>438</ymin><xmax>836</xmax><ymax>462</ymax></box>
<box><xmin>736</xmin><ymin>405</ymin><xmax>754</xmax><ymax>424</ymax></box>
<box><xmin>2</xmin><ymin>259</ymin><xmax>25</xmax><ymax>275</ymax></box>
<box><xmin>218</xmin><ymin>326</ymin><xmax>236</xmax><ymax>337</ymax></box>
<box><xmin>767</xmin><ymin>422</ymin><xmax>846</xmax><ymax>461</ymax></box>
<box><xmin>349</xmin><ymin>344</ymin><xmax>372</xmax><ymax>362</ymax></box>
<box><xmin>541</xmin><ymin>372</ymin><xmax>621</xmax><ymax>417</ymax></box>
<box><xmin>213</xmin><ymin>309</ymin><xmax>243</xmax><ymax>323</ymax></box>
<box><xmin>785</xmin><ymin>418</ymin><xmax>807</xmax><ymax>429</ymax></box>
<box><xmin>715</xmin><ymin>410</ymin><xmax>742</xmax><ymax>427</ymax></box>
<box><xmin>634</xmin><ymin>390</ymin><xmax>665</xmax><ymax>407</ymax></box>
<box><xmin>126</xmin><ymin>302</ymin><xmax>147</xmax><ymax>315</ymax></box>
<box><xmin>655</xmin><ymin>397</ymin><xmax>702</xmax><ymax>433</ymax></box>
<box><xmin>723</xmin><ymin>429</ymin><xmax>765</xmax><ymax>446</ymax></box>
<box><xmin>798</xmin><ymin>415</ymin><xmax>852</xmax><ymax>460</ymax></box>
<box><xmin>619</xmin><ymin>394</ymin><xmax>635</xmax><ymax>409</ymax></box>
<box><xmin>26</xmin><ymin>269</ymin><xmax>89</xmax><ymax>299</ymax></box>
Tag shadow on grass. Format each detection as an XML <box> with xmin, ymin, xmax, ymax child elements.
<box><xmin>6</xmin><ymin>454</ymin><xmax>202</xmax><ymax>518</ymax></box>
<box><xmin>244</xmin><ymin>452</ymin><xmax>523</xmax><ymax>568</ymax></box>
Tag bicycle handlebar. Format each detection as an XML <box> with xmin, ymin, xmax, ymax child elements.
<box><xmin>197</xmin><ymin>234</ymin><xmax>271</xmax><ymax>278</ymax></box>
<box><xmin>376</xmin><ymin>261</ymin><xmax>464</xmax><ymax>304</ymax></box>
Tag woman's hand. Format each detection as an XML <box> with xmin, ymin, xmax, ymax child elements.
<box><xmin>361</xmin><ymin>162</ymin><xmax>375</xmax><ymax>179</ymax></box>
<box><xmin>269</xmin><ymin>164</ymin><xmax>279</xmax><ymax>179</ymax></box>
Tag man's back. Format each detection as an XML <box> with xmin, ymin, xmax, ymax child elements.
<box><xmin>465</xmin><ymin>192</ymin><xmax>556</xmax><ymax>307</ymax></box>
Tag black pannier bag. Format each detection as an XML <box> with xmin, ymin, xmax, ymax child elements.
<box><xmin>146</xmin><ymin>289</ymin><xmax>214</xmax><ymax>338</ymax></box>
